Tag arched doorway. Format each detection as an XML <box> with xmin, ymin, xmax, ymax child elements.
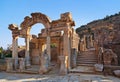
<box><xmin>29</xmin><ymin>24</ymin><xmax>45</xmax><ymax>65</ymax></box>
<box><xmin>18</xmin><ymin>38</ymin><xmax>25</xmax><ymax>58</ymax></box>
<box><xmin>51</xmin><ymin>43</ymin><xmax>58</xmax><ymax>62</ymax></box>
<box><xmin>20</xmin><ymin>12</ymin><xmax>51</xmax><ymax>67</ymax></box>
<box><xmin>30</xmin><ymin>24</ymin><xmax>44</xmax><ymax>36</ymax></box>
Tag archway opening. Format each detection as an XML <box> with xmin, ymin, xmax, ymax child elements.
<box><xmin>30</xmin><ymin>23</ymin><xmax>44</xmax><ymax>37</ymax></box>
<box><xmin>18</xmin><ymin>38</ymin><xmax>25</xmax><ymax>58</ymax></box>
<box><xmin>29</xmin><ymin>23</ymin><xmax>45</xmax><ymax>65</ymax></box>
<box><xmin>51</xmin><ymin>43</ymin><xmax>58</xmax><ymax>62</ymax></box>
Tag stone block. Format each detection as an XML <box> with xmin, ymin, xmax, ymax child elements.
<box><xmin>94</xmin><ymin>64</ymin><xmax>103</xmax><ymax>72</ymax></box>
<box><xmin>31</xmin><ymin>56</ymin><xmax>40</xmax><ymax>65</ymax></box>
<box><xmin>6</xmin><ymin>58</ymin><xmax>13</xmax><ymax>72</ymax></box>
<box><xmin>113</xmin><ymin>70</ymin><xmax>120</xmax><ymax>77</ymax></box>
<box><xmin>59</xmin><ymin>56</ymin><xmax>68</xmax><ymax>75</ymax></box>
<box><xmin>19</xmin><ymin>58</ymin><xmax>25</xmax><ymax>72</ymax></box>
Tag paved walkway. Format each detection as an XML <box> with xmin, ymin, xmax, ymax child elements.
<box><xmin>0</xmin><ymin>72</ymin><xmax>120</xmax><ymax>82</ymax></box>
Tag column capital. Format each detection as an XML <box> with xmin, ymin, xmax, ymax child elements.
<box><xmin>8</xmin><ymin>24</ymin><xmax>18</xmax><ymax>31</ymax></box>
<box><xmin>26</xmin><ymin>34</ymin><xmax>31</xmax><ymax>37</ymax></box>
<box><xmin>46</xmin><ymin>28</ymin><xmax>50</xmax><ymax>35</ymax></box>
<box><xmin>12</xmin><ymin>35</ymin><xmax>19</xmax><ymax>39</ymax></box>
<box><xmin>12</xmin><ymin>30</ymin><xmax>19</xmax><ymax>39</ymax></box>
<box><xmin>64</xmin><ymin>27</ymin><xmax>69</xmax><ymax>35</ymax></box>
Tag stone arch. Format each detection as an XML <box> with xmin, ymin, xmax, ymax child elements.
<box><xmin>20</xmin><ymin>12</ymin><xmax>51</xmax><ymax>35</ymax></box>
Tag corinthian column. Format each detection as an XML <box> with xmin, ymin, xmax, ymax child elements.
<box><xmin>25</xmin><ymin>35</ymin><xmax>31</xmax><ymax>67</ymax></box>
<box><xmin>46</xmin><ymin>30</ymin><xmax>51</xmax><ymax>62</ymax></box>
<box><xmin>63</xmin><ymin>27</ymin><xmax>71</xmax><ymax>71</ymax></box>
<box><xmin>12</xmin><ymin>36</ymin><xmax>18</xmax><ymax>70</ymax></box>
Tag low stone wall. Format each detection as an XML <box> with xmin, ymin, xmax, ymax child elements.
<box><xmin>31</xmin><ymin>56</ymin><xmax>40</xmax><ymax>65</ymax></box>
<box><xmin>0</xmin><ymin>59</ymin><xmax>6</xmax><ymax>71</ymax></box>
<box><xmin>31</xmin><ymin>49</ymin><xmax>40</xmax><ymax>65</ymax></box>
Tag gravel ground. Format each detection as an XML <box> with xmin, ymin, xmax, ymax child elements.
<box><xmin>0</xmin><ymin>72</ymin><xmax>120</xmax><ymax>82</ymax></box>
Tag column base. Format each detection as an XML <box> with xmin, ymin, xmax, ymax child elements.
<box><xmin>14</xmin><ymin>58</ymin><xmax>19</xmax><ymax>70</ymax></box>
<box><xmin>25</xmin><ymin>61</ymin><xmax>31</xmax><ymax>68</ymax></box>
<box><xmin>6</xmin><ymin>58</ymin><xmax>14</xmax><ymax>72</ymax></box>
<box><xmin>39</xmin><ymin>67</ymin><xmax>48</xmax><ymax>74</ymax></box>
<box><xmin>59</xmin><ymin>55</ymin><xmax>68</xmax><ymax>75</ymax></box>
<box><xmin>19</xmin><ymin>58</ymin><xmax>25</xmax><ymax>72</ymax></box>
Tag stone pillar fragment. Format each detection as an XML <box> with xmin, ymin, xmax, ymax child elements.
<box><xmin>25</xmin><ymin>35</ymin><xmax>31</xmax><ymax>67</ymax></box>
<box><xmin>19</xmin><ymin>58</ymin><xmax>25</xmax><ymax>72</ymax></box>
<box><xmin>71</xmin><ymin>48</ymin><xmax>77</xmax><ymax>68</ymax></box>
<box><xmin>46</xmin><ymin>36</ymin><xmax>51</xmax><ymax>61</ymax></box>
<box><xmin>6</xmin><ymin>58</ymin><xmax>13</xmax><ymax>72</ymax></box>
<box><xmin>12</xmin><ymin>37</ymin><xmax>18</xmax><ymax>70</ymax></box>
<box><xmin>39</xmin><ymin>50</ymin><xmax>49</xmax><ymax>74</ymax></box>
<box><xmin>63</xmin><ymin>27</ymin><xmax>71</xmax><ymax>71</ymax></box>
<box><xmin>90</xmin><ymin>35</ymin><xmax>94</xmax><ymax>47</ymax></box>
<box><xmin>83</xmin><ymin>35</ymin><xmax>87</xmax><ymax>51</ymax></box>
<box><xmin>59</xmin><ymin>55</ymin><xmax>68</xmax><ymax>75</ymax></box>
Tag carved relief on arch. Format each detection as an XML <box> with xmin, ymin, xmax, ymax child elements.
<box><xmin>20</xmin><ymin>12</ymin><xmax>51</xmax><ymax>30</ymax></box>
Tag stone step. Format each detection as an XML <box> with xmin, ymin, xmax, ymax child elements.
<box><xmin>77</xmin><ymin>57</ymin><xmax>97</xmax><ymax>60</ymax></box>
<box><xmin>79</xmin><ymin>53</ymin><xmax>95</xmax><ymax>55</ymax></box>
<box><xmin>77</xmin><ymin>49</ymin><xmax>97</xmax><ymax>66</ymax></box>
<box><xmin>22</xmin><ymin>70</ymin><xmax>38</xmax><ymax>74</ymax></box>
<box><xmin>77</xmin><ymin>55</ymin><xmax>97</xmax><ymax>57</ymax></box>
<box><xmin>80</xmin><ymin>51</ymin><xmax>95</xmax><ymax>54</ymax></box>
<box><xmin>6</xmin><ymin>70</ymin><xmax>39</xmax><ymax>74</ymax></box>
<box><xmin>76</xmin><ymin>64</ymin><xmax>95</xmax><ymax>66</ymax></box>
<box><xmin>77</xmin><ymin>60</ymin><xmax>97</xmax><ymax>64</ymax></box>
<box><xmin>78</xmin><ymin>53</ymin><xmax>97</xmax><ymax>55</ymax></box>
<box><xmin>77</xmin><ymin>60</ymin><xmax>97</xmax><ymax>62</ymax></box>
<box><xmin>77</xmin><ymin>63</ymin><xmax>97</xmax><ymax>66</ymax></box>
<box><xmin>77</xmin><ymin>57</ymin><xmax>97</xmax><ymax>61</ymax></box>
<box><xmin>77</xmin><ymin>57</ymin><xmax>97</xmax><ymax>59</ymax></box>
<box><xmin>69</xmin><ymin>65</ymin><xmax>96</xmax><ymax>74</ymax></box>
<box><xmin>77</xmin><ymin>61</ymin><xmax>97</xmax><ymax>64</ymax></box>
<box><xmin>77</xmin><ymin>59</ymin><xmax>97</xmax><ymax>61</ymax></box>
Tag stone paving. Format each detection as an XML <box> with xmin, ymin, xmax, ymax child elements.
<box><xmin>0</xmin><ymin>72</ymin><xmax>120</xmax><ymax>82</ymax></box>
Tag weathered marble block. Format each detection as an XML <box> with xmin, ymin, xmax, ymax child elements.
<box><xmin>59</xmin><ymin>55</ymin><xmax>68</xmax><ymax>75</ymax></box>
<box><xmin>19</xmin><ymin>58</ymin><xmax>25</xmax><ymax>72</ymax></box>
<box><xmin>6</xmin><ymin>58</ymin><xmax>13</xmax><ymax>72</ymax></box>
<box><xmin>94</xmin><ymin>64</ymin><xmax>103</xmax><ymax>72</ymax></box>
<box><xmin>14</xmin><ymin>58</ymin><xmax>19</xmax><ymax>70</ymax></box>
<box><xmin>71</xmin><ymin>48</ymin><xmax>77</xmax><ymax>68</ymax></box>
<box><xmin>39</xmin><ymin>51</ymin><xmax>49</xmax><ymax>74</ymax></box>
<box><xmin>31</xmin><ymin>56</ymin><xmax>40</xmax><ymax>65</ymax></box>
<box><xmin>114</xmin><ymin>70</ymin><xmax>120</xmax><ymax>77</ymax></box>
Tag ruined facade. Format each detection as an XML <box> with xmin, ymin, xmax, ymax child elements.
<box><xmin>8</xmin><ymin>12</ymin><xmax>79</xmax><ymax>74</ymax></box>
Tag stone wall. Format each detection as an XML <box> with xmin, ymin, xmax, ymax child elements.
<box><xmin>0</xmin><ymin>59</ymin><xmax>6</xmax><ymax>71</ymax></box>
<box><xmin>31</xmin><ymin>49</ymin><xmax>40</xmax><ymax>65</ymax></box>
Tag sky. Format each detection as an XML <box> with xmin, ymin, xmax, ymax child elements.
<box><xmin>0</xmin><ymin>0</ymin><xmax>120</xmax><ymax>49</ymax></box>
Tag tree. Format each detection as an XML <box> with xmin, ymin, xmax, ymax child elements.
<box><xmin>0</xmin><ymin>47</ymin><xmax>4</xmax><ymax>59</ymax></box>
<box><xmin>0</xmin><ymin>47</ymin><xmax>3</xmax><ymax>54</ymax></box>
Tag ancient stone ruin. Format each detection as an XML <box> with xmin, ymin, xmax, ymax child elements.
<box><xmin>8</xmin><ymin>12</ymin><xmax>79</xmax><ymax>74</ymax></box>
<box><xmin>7</xmin><ymin>12</ymin><xmax>120</xmax><ymax>76</ymax></box>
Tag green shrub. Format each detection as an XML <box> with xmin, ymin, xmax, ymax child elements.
<box><xmin>5</xmin><ymin>54</ymin><xmax>12</xmax><ymax>58</ymax></box>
